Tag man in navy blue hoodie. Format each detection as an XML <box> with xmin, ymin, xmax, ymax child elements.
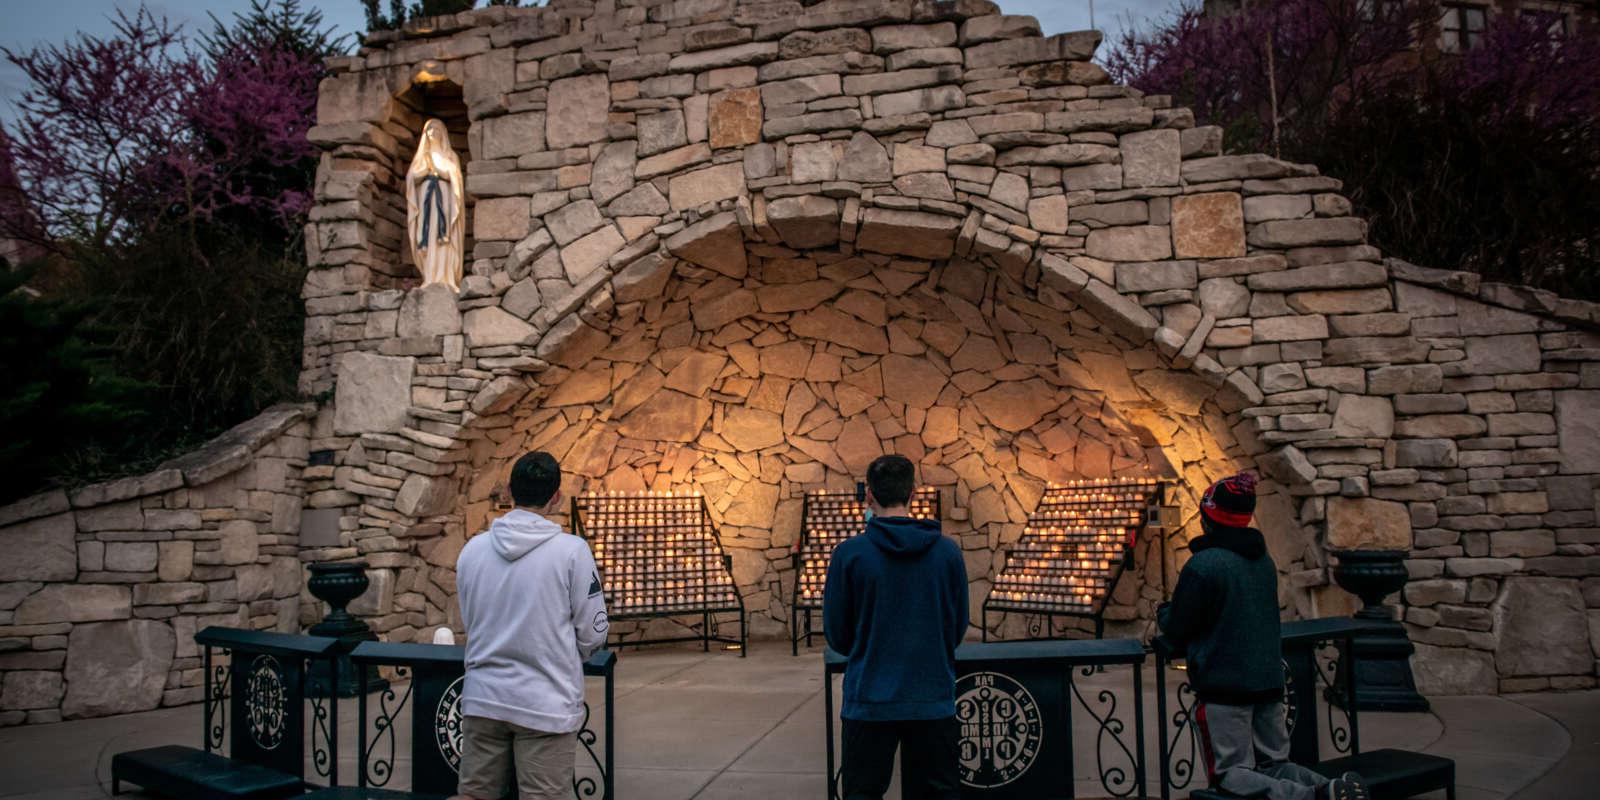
<box><xmin>824</xmin><ymin>454</ymin><xmax>969</xmax><ymax>800</ymax></box>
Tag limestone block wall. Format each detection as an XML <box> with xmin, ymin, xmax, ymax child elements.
<box><xmin>463</xmin><ymin>243</ymin><xmax>1207</xmax><ymax>644</ymax></box>
<box><xmin>0</xmin><ymin>405</ymin><xmax>311</xmax><ymax>725</ymax></box>
<box><xmin>290</xmin><ymin>0</ymin><xmax>1600</xmax><ymax>694</ymax></box>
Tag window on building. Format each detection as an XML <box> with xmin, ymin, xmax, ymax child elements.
<box><xmin>1439</xmin><ymin>4</ymin><xmax>1488</xmax><ymax>52</ymax></box>
<box><xmin>1521</xmin><ymin>9</ymin><xmax>1570</xmax><ymax>36</ymax></box>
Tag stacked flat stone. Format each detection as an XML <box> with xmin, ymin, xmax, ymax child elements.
<box><xmin>0</xmin><ymin>406</ymin><xmax>310</xmax><ymax>724</ymax></box>
<box><xmin>3</xmin><ymin>0</ymin><xmax>1600</xmax><ymax>724</ymax></box>
<box><xmin>250</xmin><ymin>0</ymin><xmax>1600</xmax><ymax>694</ymax></box>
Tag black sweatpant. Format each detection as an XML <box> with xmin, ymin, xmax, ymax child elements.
<box><xmin>841</xmin><ymin>716</ymin><xmax>961</xmax><ymax>800</ymax></box>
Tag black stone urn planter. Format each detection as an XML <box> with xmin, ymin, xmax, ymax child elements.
<box><xmin>307</xmin><ymin>561</ymin><xmax>387</xmax><ymax>698</ymax></box>
<box><xmin>1330</xmin><ymin>550</ymin><xmax>1429</xmax><ymax>712</ymax></box>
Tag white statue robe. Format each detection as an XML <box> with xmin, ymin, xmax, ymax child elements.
<box><xmin>406</xmin><ymin>150</ymin><xmax>465</xmax><ymax>292</ymax></box>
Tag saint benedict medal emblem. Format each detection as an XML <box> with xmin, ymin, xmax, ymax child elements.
<box><xmin>956</xmin><ymin>671</ymin><xmax>1043</xmax><ymax>788</ymax></box>
<box><xmin>436</xmin><ymin>676</ymin><xmax>465</xmax><ymax>770</ymax></box>
<box><xmin>246</xmin><ymin>655</ymin><xmax>287</xmax><ymax>751</ymax></box>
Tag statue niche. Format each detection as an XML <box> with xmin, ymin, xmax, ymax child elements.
<box><xmin>406</xmin><ymin>118</ymin><xmax>465</xmax><ymax>292</ymax></box>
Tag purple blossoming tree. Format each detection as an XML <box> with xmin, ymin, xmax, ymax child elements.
<box><xmin>1108</xmin><ymin>0</ymin><xmax>1600</xmax><ymax>298</ymax></box>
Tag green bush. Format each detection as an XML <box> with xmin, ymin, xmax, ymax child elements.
<box><xmin>0</xmin><ymin>265</ymin><xmax>151</xmax><ymax>498</ymax></box>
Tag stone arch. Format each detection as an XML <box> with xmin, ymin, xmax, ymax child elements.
<box><xmin>437</xmin><ymin>171</ymin><xmax>1312</xmax><ymax>640</ymax></box>
<box><xmin>297</xmin><ymin>0</ymin><xmax>1600</xmax><ymax>694</ymax></box>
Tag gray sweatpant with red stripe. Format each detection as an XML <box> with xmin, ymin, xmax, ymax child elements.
<box><xmin>1196</xmin><ymin>700</ymin><xmax>1329</xmax><ymax>800</ymax></box>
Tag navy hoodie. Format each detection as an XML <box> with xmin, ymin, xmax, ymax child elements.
<box><xmin>823</xmin><ymin>516</ymin><xmax>969</xmax><ymax>721</ymax></box>
<box><xmin>1157</xmin><ymin>520</ymin><xmax>1283</xmax><ymax>704</ymax></box>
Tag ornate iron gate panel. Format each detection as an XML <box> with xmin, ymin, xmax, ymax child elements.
<box><xmin>351</xmin><ymin>641</ymin><xmax>616</xmax><ymax>800</ymax></box>
<box><xmin>825</xmin><ymin>638</ymin><xmax>1147</xmax><ymax>799</ymax></box>
<box><xmin>1153</xmin><ymin>617</ymin><xmax>1371</xmax><ymax>800</ymax></box>
<box><xmin>195</xmin><ymin>626</ymin><xmax>341</xmax><ymax>786</ymax></box>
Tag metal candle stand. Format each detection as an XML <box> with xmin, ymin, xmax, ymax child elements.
<box><xmin>789</xmin><ymin>486</ymin><xmax>941</xmax><ymax>655</ymax></box>
<box><xmin>983</xmin><ymin>478</ymin><xmax>1173</xmax><ymax>641</ymax></box>
<box><xmin>572</xmin><ymin>491</ymin><xmax>746</xmax><ymax>656</ymax></box>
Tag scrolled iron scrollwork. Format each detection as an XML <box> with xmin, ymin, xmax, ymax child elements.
<box><xmin>1070</xmin><ymin>664</ymin><xmax>1140</xmax><ymax>798</ymax></box>
<box><xmin>365</xmin><ymin>666</ymin><xmax>413</xmax><ymax>786</ymax></box>
<box><xmin>1027</xmin><ymin>614</ymin><xmax>1044</xmax><ymax>638</ymax></box>
<box><xmin>1165</xmin><ymin>677</ymin><xmax>1199</xmax><ymax>791</ymax></box>
<box><xmin>572</xmin><ymin>699</ymin><xmax>608</xmax><ymax>799</ymax></box>
<box><xmin>307</xmin><ymin>673</ymin><xmax>334</xmax><ymax>778</ymax></box>
<box><xmin>206</xmin><ymin>653</ymin><xmax>232</xmax><ymax>752</ymax></box>
<box><xmin>1314</xmin><ymin>644</ymin><xmax>1352</xmax><ymax>754</ymax></box>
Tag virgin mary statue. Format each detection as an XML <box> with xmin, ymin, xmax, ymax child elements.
<box><xmin>405</xmin><ymin>119</ymin><xmax>465</xmax><ymax>292</ymax></box>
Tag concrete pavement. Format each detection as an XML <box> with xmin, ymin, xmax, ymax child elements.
<box><xmin>0</xmin><ymin>645</ymin><xmax>1589</xmax><ymax>799</ymax></box>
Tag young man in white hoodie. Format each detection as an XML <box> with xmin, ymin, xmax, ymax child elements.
<box><xmin>455</xmin><ymin>451</ymin><xmax>609</xmax><ymax>800</ymax></box>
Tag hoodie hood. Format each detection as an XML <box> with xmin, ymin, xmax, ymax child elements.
<box><xmin>866</xmin><ymin>515</ymin><xmax>943</xmax><ymax>557</ymax></box>
<box><xmin>487</xmin><ymin>509</ymin><xmax>565</xmax><ymax>561</ymax></box>
<box><xmin>1191</xmin><ymin>517</ymin><xmax>1268</xmax><ymax>560</ymax></box>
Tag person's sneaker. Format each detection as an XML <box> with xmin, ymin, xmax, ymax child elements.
<box><xmin>1319</xmin><ymin>772</ymin><xmax>1370</xmax><ymax>800</ymax></box>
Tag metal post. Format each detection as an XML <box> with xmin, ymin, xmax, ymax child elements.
<box><xmin>824</xmin><ymin>663</ymin><xmax>836</xmax><ymax>800</ymax></box>
<box><xmin>1062</xmin><ymin>667</ymin><xmax>1077</xmax><ymax>790</ymax></box>
<box><xmin>203</xmin><ymin>646</ymin><xmax>213</xmax><ymax>754</ymax></box>
<box><xmin>791</xmin><ymin>551</ymin><xmax>801</xmax><ymax>656</ymax></box>
<box><xmin>1134</xmin><ymin>661</ymin><xmax>1147</xmax><ymax>800</ymax></box>
<box><xmin>1156</xmin><ymin>648</ymin><xmax>1170</xmax><ymax>800</ymax></box>
<box><xmin>328</xmin><ymin>656</ymin><xmax>340</xmax><ymax>787</ymax></box>
<box><xmin>605</xmin><ymin>662</ymin><xmax>615</xmax><ymax>800</ymax></box>
<box><xmin>357</xmin><ymin>663</ymin><xmax>368</xmax><ymax>788</ymax></box>
<box><xmin>1344</xmin><ymin>635</ymin><xmax>1361</xmax><ymax>755</ymax></box>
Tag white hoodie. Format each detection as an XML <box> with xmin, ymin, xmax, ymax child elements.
<box><xmin>456</xmin><ymin>509</ymin><xmax>609</xmax><ymax>733</ymax></box>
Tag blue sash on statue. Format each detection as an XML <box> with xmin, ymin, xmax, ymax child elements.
<box><xmin>418</xmin><ymin>174</ymin><xmax>448</xmax><ymax>247</ymax></box>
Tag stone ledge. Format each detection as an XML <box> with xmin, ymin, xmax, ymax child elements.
<box><xmin>0</xmin><ymin>491</ymin><xmax>69</xmax><ymax>529</ymax></box>
<box><xmin>156</xmin><ymin>403</ymin><xmax>312</xmax><ymax>488</ymax></box>
<box><xmin>1390</xmin><ymin>257</ymin><xmax>1600</xmax><ymax>332</ymax></box>
<box><xmin>0</xmin><ymin>402</ymin><xmax>304</xmax><ymax>526</ymax></box>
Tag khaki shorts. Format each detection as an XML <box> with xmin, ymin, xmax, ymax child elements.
<box><xmin>457</xmin><ymin>715</ymin><xmax>575</xmax><ymax>800</ymax></box>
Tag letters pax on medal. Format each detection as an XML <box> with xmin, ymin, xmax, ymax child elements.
<box><xmin>406</xmin><ymin>118</ymin><xmax>465</xmax><ymax>292</ymax></box>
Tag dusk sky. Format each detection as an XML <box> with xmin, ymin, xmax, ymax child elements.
<box><xmin>0</xmin><ymin>0</ymin><xmax>1185</xmax><ymax>123</ymax></box>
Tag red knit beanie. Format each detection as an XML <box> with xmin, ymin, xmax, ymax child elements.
<box><xmin>1201</xmin><ymin>472</ymin><xmax>1258</xmax><ymax>529</ymax></box>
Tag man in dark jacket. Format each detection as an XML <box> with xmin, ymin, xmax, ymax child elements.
<box><xmin>1159</xmin><ymin>473</ymin><xmax>1366</xmax><ymax>800</ymax></box>
<box><xmin>824</xmin><ymin>454</ymin><xmax>969</xmax><ymax>800</ymax></box>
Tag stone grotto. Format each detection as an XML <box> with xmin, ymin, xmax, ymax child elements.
<box><xmin>2</xmin><ymin>0</ymin><xmax>1599</xmax><ymax>725</ymax></box>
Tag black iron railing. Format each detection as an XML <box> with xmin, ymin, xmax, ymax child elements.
<box><xmin>196</xmin><ymin>626</ymin><xmax>341</xmax><ymax>787</ymax></box>
<box><xmin>1153</xmin><ymin>617</ymin><xmax>1376</xmax><ymax>800</ymax></box>
<box><xmin>824</xmin><ymin>638</ymin><xmax>1149</xmax><ymax>799</ymax></box>
<box><xmin>349</xmin><ymin>641</ymin><xmax>616</xmax><ymax>800</ymax></box>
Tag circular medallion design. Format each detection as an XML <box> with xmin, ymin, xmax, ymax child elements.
<box><xmin>956</xmin><ymin>671</ymin><xmax>1043</xmax><ymax>788</ymax></box>
<box><xmin>436</xmin><ymin>676</ymin><xmax>466</xmax><ymax>770</ymax></box>
<box><xmin>246</xmin><ymin>655</ymin><xmax>286</xmax><ymax>751</ymax></box>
